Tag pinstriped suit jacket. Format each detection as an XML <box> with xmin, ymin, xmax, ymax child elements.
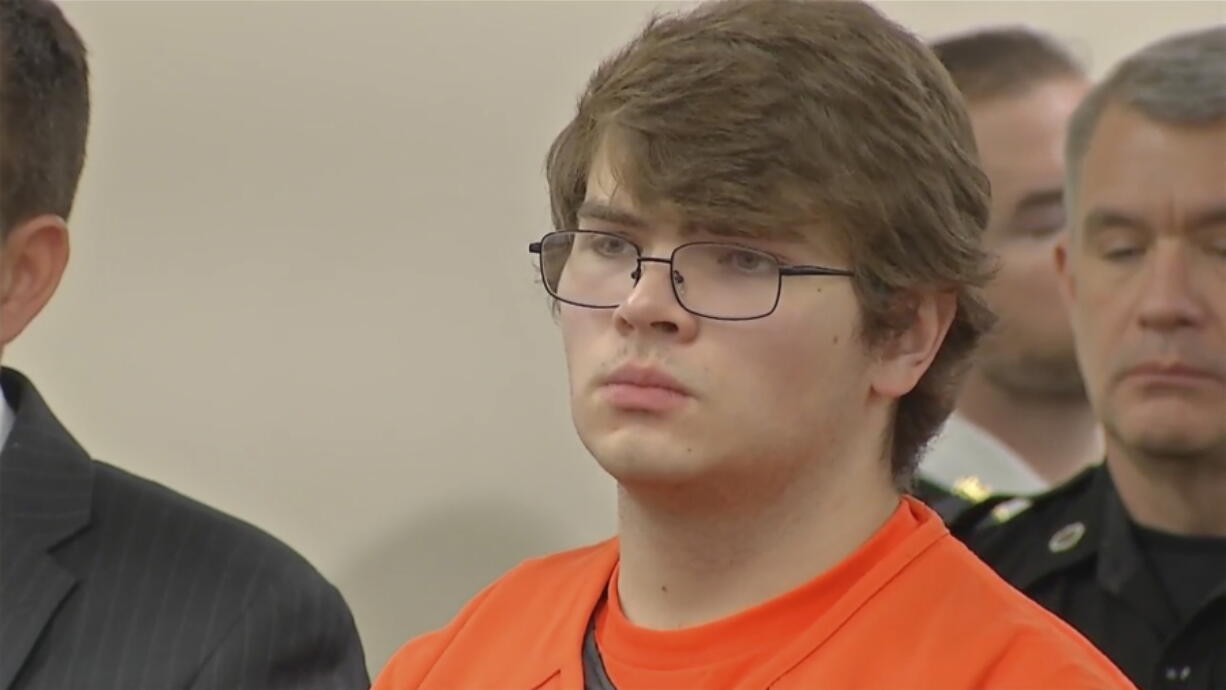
<box><xmin>0</xmin><ymin>369</ymin><xmax>370</xmax><ymax>690</ymax></box>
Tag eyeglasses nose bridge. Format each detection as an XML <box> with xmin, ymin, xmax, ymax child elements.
<box><xmin>630</xmin><ymin>255</ymin><xmax>682</xmax><ymax>284</ymax></box>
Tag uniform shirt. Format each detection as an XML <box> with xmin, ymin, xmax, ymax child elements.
<box><xmin>374</xmin><ymin>497</ymin><xmax>1133</xmax><ymax>690</ymax></box>
<box><xmin>953</xmin><ymin>465</ymin><xmax>1226</xmax><ymax>690</ymax></box>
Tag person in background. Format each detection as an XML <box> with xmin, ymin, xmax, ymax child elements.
<box><xmin>373</xmin><ymin>2</ymin><xmax>1133</xmax><ymax>688</ymax></box>
<box><xmin>917</xmin><ymin>27</ymin><xmax>1100</xmax><ymax>509</ymax></box>
<box><xmin>955</xmin><ymin>26</ymin><xmax>1226</xmax><ymax>690</ymax></box>
<box><xmin>0</xmin><ymin>2</ymin><xmax>369</xmax><ymax>688</ymax></box>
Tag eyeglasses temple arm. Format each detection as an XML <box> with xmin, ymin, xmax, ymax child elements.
<box><xmin>779</xmin><ymin>265</ymin><xmax>854</xmax><ymax>277</ymax></box>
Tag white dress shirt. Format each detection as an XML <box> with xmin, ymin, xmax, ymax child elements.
<box><xmin>1</xmin><ymin>385</ymin><xmax>13</xmax><ymax>453</ymax></box>
<box><xmin>920</xmin><ymin>412</ymin><xmax>1049</xmax><ymax>497</ymax></box>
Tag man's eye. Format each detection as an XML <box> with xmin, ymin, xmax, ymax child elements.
<box><xmin>721</xmin><ymin>249</ymin><xmax>773</xmax><ymax>273</ymax></box>
<box><xmin>1093</xmin><ymin>229</ymin><xmax>1147</xmax><ymax>262</ymax></box>
<box><xmin>1017</xmin><ymin>223</ymin><xmax>1065</xmax><ymax>240</ymax></box>
<box><xmin>1208</xmin><ymin>237</ymin><xmax>1226</xmax><ymax>258</ymax></box>
<box><xmin>1010</xmin><ymin>208</ymin><xmax>1067</xmax><ymax>240</ymax></box>
<box><xmin>1101</xmin><ymin>245</ymin><xmax>1143</xmax><ymax>261</ymax></box>
<box><xmin>590</xmin><ymin>236</ymin><xmax>633</xmax><ymax>257</ymax></box>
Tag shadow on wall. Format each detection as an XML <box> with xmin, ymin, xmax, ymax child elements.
<box><xmin>335</xmin><ymin>495</ymin><xmax>576</xmax><ymax>674</ymax></box>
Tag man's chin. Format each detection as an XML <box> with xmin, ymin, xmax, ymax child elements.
<box><xmin>583</xmin><ymin>432</ymin><xmax>710</xmax><ymax>480</ymax></box>
<box><xmin>985</xmin><ymin>355</ymin><xmax>1086</xmax><ymax>398</ymax></box>
<box><xmin>594</xmin><ymin>454</ymin><xmax>714</xmax><ymax>487</ymax></box>
<box><xmin>1115</xmin><ymin>411</ymin><xmax>1226</xmax><ymax>461</ymax></box>
<box><xmin>1128</xmin><ymin>434</ymin><xmax>1224</xmax><ymax>461</ymax></box>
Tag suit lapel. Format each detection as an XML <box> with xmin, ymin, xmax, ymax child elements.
<box><xmin>0</xmin><ymin>368</ymin><xmax>95</xmax><ymax>689</ymax></box>
<box><xmin>0</xmin><ymin>537</ymin><xmax>78</xmax><ymax>689</ymax></box>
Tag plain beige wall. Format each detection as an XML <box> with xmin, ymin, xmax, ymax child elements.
<box><xmin>10</xmin><ymin>0</ymin><xmax>1223</xmax><ymax>674</ymax></box>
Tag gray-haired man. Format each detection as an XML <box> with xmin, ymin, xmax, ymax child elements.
<box><xmin>955</xmin><ymin>26</ymin><xmax>1226</xmax><ymax>690</ymax></box>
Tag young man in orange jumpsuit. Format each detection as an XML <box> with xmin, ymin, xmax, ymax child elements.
<box><xmin>375</xmin><ymin>2</ymin><xmax>1135</xmax><ymax>688</ymax></box>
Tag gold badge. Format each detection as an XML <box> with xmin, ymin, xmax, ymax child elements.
<box><xmin>951</xmin><ymin>475</ymin><xmax>992</xmax><ymax>504</ymax></box>
<box><xmin>1048</xmin><ymin>522</ymin><xmax>1086</xmax><ymax>553</ymax></box>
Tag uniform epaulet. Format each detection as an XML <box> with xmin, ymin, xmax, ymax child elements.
<box><xmin>986</xmin><ymin>496</ymin><xmax>1035</xmax><ymax>525</ymax></box>
<box><xmin>947</xmin><ymin>492</ymin><xmax>1034</xmax><ymax>538</ymax></box>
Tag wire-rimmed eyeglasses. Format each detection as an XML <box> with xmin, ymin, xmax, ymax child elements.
<box><xmin>528</xmin><ymin>230</ymin><xmax>855</xmax><ymax>321</ymax></box>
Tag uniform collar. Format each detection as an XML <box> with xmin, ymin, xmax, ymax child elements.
<box><xmin>1003</xmin><ymin>464</ymin><xmax>1139</xmax><ymax>589</ymax></box>
<box><xmin>1096</xmin><ymin>468</ymin><xmax>1148</xmax><ymax>595</ymax></box>
<box><xmin>1097</xmin><ymin>468</ymin><xmax>1184</xmax><ymax>633</ymax></box>
<box><xmin>1005</xmin><ymin>465</ymin><xmax>1104</xmax><ymax>593</ymax></box>
<box><xmin>1011</xmin><ymin>463</ymin><xmax>1181</xmax><ymax>634</ymax></box>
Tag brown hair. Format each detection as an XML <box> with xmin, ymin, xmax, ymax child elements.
<box><xmin>0</xmin><ymin>0</ymin><xmax>90</xmax><ymax>237</ymax></box>
<box><xmin>546</xmin><ymin>0</ymin><xmax>995</xmax><ymax>485</ymax></box>
<box><xmin>931</xmin><ymin>26</ymin><xmax>1084</xmax><ymax>103</ymax></box>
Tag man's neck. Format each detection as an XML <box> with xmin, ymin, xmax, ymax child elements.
<box><xmin>956</xmin><ymin>370</ymin><xmax>1101</xmax><ymax>485</ymax></box>
<box><xmin>613</xmin><ymin>456</ymin><xmax>899</xmax><ymax>630</ymax></box>
<box><xmin>1109</xmin><ymin>444</ymin><xmax>1226</xmax><ymax>537</ymax></box>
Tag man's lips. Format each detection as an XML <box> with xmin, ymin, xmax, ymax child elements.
<box><xmin>598</xmin><ymin>365</ymin><xmax>692</xmax><ymax>411</ymax></box>
<box><xmin>1120</xmin><ymin>362</ymin><xmax>1225</xmax><ymax>386</ymax></box>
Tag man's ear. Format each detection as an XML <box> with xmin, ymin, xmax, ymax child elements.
<box><xmin>869</xmin><ymin>289</ymin><xmax>957</xmax><ymax>400</ymax></box>
<box><xmin>0</xmin><ymin>215</ymin><xmax>71</xmax><ymax>349</ymax></box>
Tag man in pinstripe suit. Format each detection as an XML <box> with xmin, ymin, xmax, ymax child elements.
<box><xmin>0</xmin><ymin>2</ymin><xmax>369</xmax><ymax>688</ymax></box>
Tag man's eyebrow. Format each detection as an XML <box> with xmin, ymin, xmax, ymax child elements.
<box><xmin>576</xmin><ymin>200</ymin><xmax>647</xmax><ymax>228</ymax></box>
<box><xmin>1081</xmin><ymin>207</ymin><xmax>1150</xmax><ymax>236</ymax></box>
<box><xmin>687</xmin><ymin>220</ymin><xmax>806</xmax><ymax>242</ymax></box>
<box><xmin>1014</xmin><ymin>188</ymin><xmax>1064</xmax><ymax>214</ymax></box>
<box><xmin>576</xmin><ymin>201</ymin><xmax>809</xmax><ymax>244</ymax></box>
